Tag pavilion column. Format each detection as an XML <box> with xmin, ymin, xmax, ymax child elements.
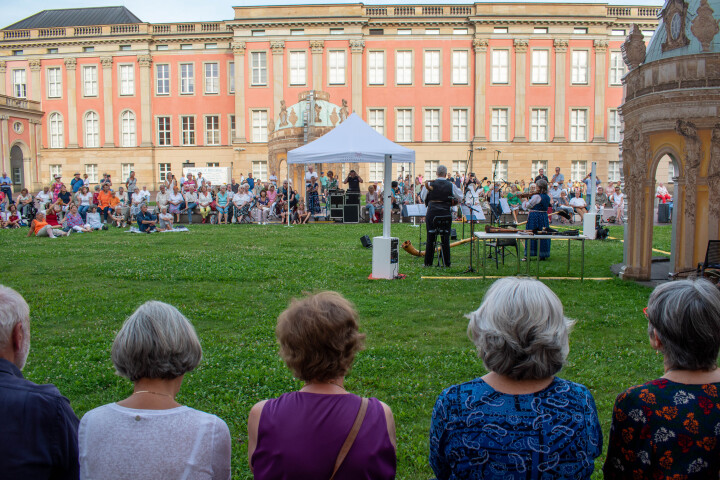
<box><xmin>310</xmin><ymin>40</ymin><xmax>324</xmax><ymax>91</ymax></box>
<box><xmin>0</xmin><ymin>61</ymin><xmax>6</xmax><ymax>95</ymax></box>
<box><xmin>100</xmin><ymin>56</ymin><xmax>114</xmax><ymax>147</ymax></box>
<box><xmin>64</xmin><ymin>58</ymin><xmax>79</xmax><ymax>148</ymax></box>
<box><xmin>232</xmin><ymin>41</ymin><xmax>246</xmax><ymax>143</ymax></box>
<box><xmin>472</xmin><ymin>37</ymin><xmax>488</xmax><ymax>141</ymax></box>
<box><xmin>0</xmin><ymin>115</ymin><xmax>9</xmax><ymax>173</ymax></box>
<box><xmin>593</xmin><ymin>40</ymin><xmax>607</xmax><ymax>142</ymax></box>
<box><xmin>513</xmin><ymin>39</ymin><xmax>528</xmax><ymax>142</ymax></box>
<box><xmin>33</xmin><ymin>120</ymin><xmax>41</xmax><ymax>186</ymax></box>
<box><xmin>28</xmin><ymin>60</ymin><xmax>42</xmax><ymax>102</ymax></box>
<box><xmin>27</xmin><ymin>119</ymin><xmax>40</xmax><ymax>186</ymax></box>
<box><xmin>553</xmin><ymin>39</ymin><xmax>568</xmax><ymax>142</ymax></box>
<box><xmin>138</xmin><ymin>55</ymin><xmax>153</xmax><ymax>147</ymax></box>
<box><xmin>271</xmin><ymin>40</ymin><xmax>285</xmax><ymax>128</ymax></box>
<box><xmin>350</xmin><ymin>39</ymin><xmax>364</xmax><ymax>114</ymax></box>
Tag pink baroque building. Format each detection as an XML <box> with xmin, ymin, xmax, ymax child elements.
<box><xmin>0</xmin><ymin>3</ymin><xmax>660</xmax><ymax>192</ymax></box>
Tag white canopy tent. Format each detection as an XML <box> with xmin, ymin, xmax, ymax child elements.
<box><xmin>287</xmin><ymin>113</ymin><xmax>416</xmax><ymax>278</ymax></box>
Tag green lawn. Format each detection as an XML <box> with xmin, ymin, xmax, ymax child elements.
<box><xmin>0</xmin><ymin>223</ymin><xmax>669</xmax><ymax>479</ymax></box>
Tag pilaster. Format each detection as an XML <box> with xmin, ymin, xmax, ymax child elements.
<box><xmin>0</xmin><ymin>115</ymin><xmax>9</xmax><ymax>173</ymax></box>
<box><xmin>0</xmin><ymin>62</ymin><xmax>6</xmax><ymax>96</ymax></box>
<box><xmin>138</xmin><ymin>55</ymin><xmax>153</xmax><ymax>147</ymax></box>
<box><xmin>472</xmin><ymin>37</ymin><xmax>488</xmax><ymax>141</ymax></box>
<box><xmin>593</xmin><ymin>40</ymin><xmax>607</xmax><ymax>142</ymax></box>
<box><xmin>64</xmin><ymin>58</ymin><xmax>79</xmax><ymax>148</ymax></box>
<box><xmin>101</xmin><ymin>56</ymin><xmax>114</xmax><ymax>147</ymax></box>
<box><xmin>350</xmin><ymin>39</ymin><xmax>365</xmax><ymax>114</ymax></box>
<box><xmin>28</xmin><ymin>60</ymin><xmax>42</xmax><ymax>103</ymax></box>
<box><xmin>553</xmin><ymin>39</ymin><xmax>568</xmax><ymax>142</ymax></box>
<box><xmin>232</xmin><ymin>41</ymin><xmax>247</xmax><ymax>142</ymax></box>
<box><xmin>513</xmin><ymin>40</ymin><xmax>528</xmax><ymax>142</ymax></box>
<box><xmin>271</xmin><ymin>40</ymin><xmax>285</xmax><ymax>131</ymax></box>
<box><xmin>27</xmin><ymin>119</ymin><xmax>40</xmax><ymax>186</ymax></box>
<box><xmin>310</xmin><ymin>40</ymin><xmax>324</xmax><ymax>91</ymax></box>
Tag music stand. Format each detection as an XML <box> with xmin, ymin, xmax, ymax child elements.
<box><xmin>403</xmin><ymin>204</ymin><xmax>427</xmax><ymax>248</ymax></box>
<box><xmin>461</xmin><ymin>204</ymin><xmax>485</xmax><ymax>273</ymax></box>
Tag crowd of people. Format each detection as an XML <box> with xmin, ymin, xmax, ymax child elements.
<box><xmin>1</xmin><ymin>277</ymin><xmax>719</xmax><ymax>479</ymax></box>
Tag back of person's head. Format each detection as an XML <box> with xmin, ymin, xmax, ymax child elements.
<box><xmin>647</xmin><ymin>278</ymin><xmax>720</xmax><ymax>370</ymax></box>
<box><xmin>436</xmin><ymin>165</ymin><xmax>448</xmax><ymax>177</ymax></box>
<box><xmin>536</xmin><ymin>179</ymin><xmax>549</xmax><ymax>194</ymax></box>
<box><xmin>276</xmin><ymin>291</ymin><xmax>365</xmax><ymax>382</ymax></box>
<box><xmin>112</xmin><ymin>301</ymin><xmax>202</xmax><ymax>381</ymax></box>
<box><xmin>467</xmin><ymin>277</ymin><xmax>574</xmax><ymax>380</ymax></box>
<box><xmin>0</xmin><ymin>285</ymin><xmax>30</xmax><ymax>369</ymax></box>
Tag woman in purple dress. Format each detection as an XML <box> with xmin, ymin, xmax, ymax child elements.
<box><xmin>248</xmin><ymin>291</ymin><xmax>397</xmax><ymax>479</ymax></box>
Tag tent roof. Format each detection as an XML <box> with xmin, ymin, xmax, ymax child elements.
<box><xmin>287</xmin><ymin>113</ymin><xmax>415</xmax><ymax>164</ymax></box>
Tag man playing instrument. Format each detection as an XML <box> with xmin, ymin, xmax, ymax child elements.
<box><xmin>424</xmin><ymin>165</ymin><xmax>463</xmax><ymax>267</ymax></box>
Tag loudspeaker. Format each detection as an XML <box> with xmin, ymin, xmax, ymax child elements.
<box><xmin>343</xmin><ymin>205</ymin><xmax>359</xmax><ymax>223</ymax></box>
<box><xmin>450</xmin><ymin>228</ymin><xmax>457</xmax><ymax>240</ymax></box>
<box><xmin>330</xmin><ymin>207</ymin><xmax>344</xmax><ymax>219</ymax></box>
<box><xmin>658</xmin><ymin>203</ymin><xmax>670</xmax><ymax>223</ymax></box>
<box><xmin>360</xmin><ymin>235</ymin><xmax>372</xmax><ymax>248</ymax></box>
<box><xmin>345</xmin><ymin>192</ymin><xmax>360</xmax><ymax>205</ymax></box>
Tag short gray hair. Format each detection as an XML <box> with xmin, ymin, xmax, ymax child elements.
<box><xmin>112</xmin><ymin>301</ymin><xmax>202</xmax><ymax>382</ymax></box>
<box><xmin>436</xmin><ymin>165</ymin><xmax>448</xmax><ymax>177</ymax></box>
<box><xmin>0</xmin><ymin>285</ymin><xmax>30</xmax><ymax>349</ymax></box>
<box><xmin>647</xmin><ymin>278</ymin><xmax>720</xmax><ymax>370</ymax></box>
<box><xmin>467</xmin><ymin>277</ymin><xmax>574</xmax><ymax>380</ymax></box>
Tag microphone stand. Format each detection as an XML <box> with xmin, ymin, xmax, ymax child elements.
<box><xmin>463</xmin><ymin>199</ymin><xmax>477</xmax><ymax>274</ymax></box>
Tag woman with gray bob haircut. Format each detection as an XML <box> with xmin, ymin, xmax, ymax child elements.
<box><xmin>78</xmin><ymin>301</ymin><xmax>231</xmax><ymax>480</ymax></box>
<box><xmin>604</xmin><ymin>279</ymin><xmax>720</xmax><ymax>479</ymax></box>
<box><xmin>430</xmin><ymin>278</ymin><xmax>602</xmax><ymax>480</ymax></box>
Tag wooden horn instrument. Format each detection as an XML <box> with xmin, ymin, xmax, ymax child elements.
<box><xmin>484</xmin><ymin>224</ymin><xmax>519</xmax><ymax>234</ymax></box>
<box><xmin>401</xmin><ymin>237</ymin><xmax>472</xmax><ymax>257</ymax></box>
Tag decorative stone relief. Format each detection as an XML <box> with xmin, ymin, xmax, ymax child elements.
<box><xmin>622</xmin><ymin>25</ymin><xmax>646</xmax><ymax>70</ymax></box>
<box><xmin>137</xmin><ymin>55</ymin><xmax>152</xmax><ymax>68</ymax></box>
<box><xmin>0</xmin><ymin>61</ymin><xmax>6</xmax><ymax>73</ymax></box>
<box><xmin>472</xmin><ymin>37</ymin><xmax>488</xmax><ymax>53</ymax></box>
<box><xmin>28</xmin><ymin>60</ymin><xmax>41</xmax><ymax>72</ymax></box>
<box><xmin>310</xmin><ymin>40</ymin><xmax>324</xmax><ymax>54</ymax></box>
<box><xmin>622</xmin><ymin>127</ymin><xmax>650</xmax><ymax>226</ymax></box>
<box><xmin>662</xmin><ymin>0</ymin><xmax>691</xmax><ymax>52</ymax></box>
<box><xmin>675</xmin><ymin>119</ymin><xmax>702</xmax><ymax>220</ymax></box>
<box><xmin>270</xmin><ymin>40</ymin><xmax>285</xmax><ymax>55</ymax></box>
<box><xmin>314</xmin><ymin>103</ymin><xmax>322</xmax><ymax>123</ymax></box>
<box><xmin>339</xmin><ymin>99</ymin><xmax>349</xmax><ymax>123</ymax></box>
<box><xmin>330</xmin><ymin>108</ymin><xmax>339</xmax><ymax>127</ymax></box>
<box><xmin>267</xmin><ymin>118</ymin><xmax>275</xmax><ymax>135</ymax></box>
<box><xmin>100</xmin><ymin>56</ymin><xmax>113</xmax><ymax>68</ymax></box>
<box><xmin>289</xmin><ymin>108</ymin><xmax>298</xmax><ymax>126</ymax></box>
<box><xmin>231</xmin><ymin>41</ymin><xmax>246</xmax><ymax>55</ymax></box>
<box><xmin>553</xmin><ymin>39</ymin><xmax>568</xmax><ymax>53</ymax></box>
<box><xmin>593</xmin><ymin>39</ymin><xmax>608</xmax><ymax>52</ymax></box>
<box><xmin>278</xmin><ymin>100</ymin><xmax>288</xmax><ymax>127</ymax></box>
<box><xmin>64</xmin><ymin>58</ymin><xmax>77</xmax><ymax>70</ymax></box>
<box><xmin>513</xmin><ymin>39</ymin><xmax>528</xmax><ymax>53</ymax></box>
<box><xmin>349</xmin><ymin>39</ymin><xmax>365</xmax><ymax>53</ymax></box>
<box><xmin>691</xmin><ymin>0</ymin><xmax>720</xmax><ymax>52</ymax></box>
<box><xmin>709</xmin><ymin>124</ymin><xmax>720</xmax><ymax>220</ymax></box>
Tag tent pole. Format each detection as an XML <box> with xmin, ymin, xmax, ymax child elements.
<box><xmin>383</xmin><ymin>154</ymin><xmax>392</xmax><ymax>238</ymax></box>
<box><xmin>287</xmin><ymin>160</ymin><xmax>291</xmax><ymax>227</ymax></box>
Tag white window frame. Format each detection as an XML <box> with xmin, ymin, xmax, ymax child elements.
<box><xmin>571</xmin><ymin>160</ymin><xmax>587</xmax><ymax>183</ymax></box>
<box><xmin>83</xmin><ymin>65</ymin><xmax>98</xmax><ymax>97</ymax></box>
<box><xmin>121</xmin><ymin>163</ymin><xmax>134</xmax><ymax>182</ymax></box>
<box><xmin>571</xmin><ymin>50</ymin><xmax>589</xmax><ymax>85</ymax></box>
<box><xmin>180</xmin><ymin>63</ymin><xmax>194</xmax><ymax>95</ymax></box>
<box><xmin>228</xmin><ymin>61</ymin><xmax>235</xmax><ymax>93</ymax></box>
<box><xmin>609</xmin><ymin>51</ymin><xmax>625</xmax><ymax>86</ymax></box>
<box><xmin>667</xmin><ymin>161</ymin><xmax>675</xmax><ymax>183</ymax></box>
<box><xmin>570</xmin><ymin>108</ymin><xmax>588</xmax><ymax>142</ymax></box>
<box><xmin>396</xmin><ymin>50</ymin><xmax>413</xmax><ymax>85</ymax></box>
<box><xmin>451</xmin><ymin>108</ymin><xmax>468</xmax><ymax>142</ymax></box>
<box><xmin>204</xmin><ymin>62</ymin><xmax>219</xmax><ymax>94</ymax></box>
<box><xmin>251</xmin><ymin>110</ymin><xmax>268</xmax><ymax>142</ymax></box>
<box><xmin>424</xmin><ymin>108</ymin><xmax>440</xmax><ymax>142</ymax></box>
<box><xmin>156</xmin><ymin>64</ymin><xmax>170</xmax><ymax>95</ymax></box>
<box><xmin>608</xmin><ymin>109</ymin><xmax>621</xmax><ymax>143</ymax></box>
<box><xmin>205</xmin><ymin>115</ymin><xmax>220</xmax><ymax>145</ymax></box>
<box><xmin>251</xmin><ymin>52</ymin><xmax>267</xmax><ymax>86</ymax></box>
<box><xmin>368</xmin><ymin>109</ymin><xmax>384</xmax><ymax>135</ymax></box>
<box><xmin>85</xmin><ymin>164</ymin><xmax>98</xmax><ymax>183</ymax></box>
<box><xmin>119</xmin><ymin>64</ymin><xmax>135</xmax><ymax>96</ymax></box>
<box><xmin>491</xmin><ymin>50</ymin><xmax>509</xmax><ymax>84</ymax></box>
<box><xmin>396</xmin><ymin>162</ymin><xmax>412</xmax><ymax>178</ymax></box>
<box><xmin>47</xmin><ymin>67</ymin><xmax>62</xmax><ymax>98</ymax></box>
<box><xmin>84</xmin><ymin>111</ymin><xmax>99</xmax><ymax>148</ymax></box>
<box><xmin>396</xmin><ymin>108</ymin><xmax>413</xmax><ymax>142</ymax></box>
<box><xmin>424</xmin><ymin>160</ymin><xmax>439</xmax><ymax>180</ymax></box>
<box><xmin>368</xmin><ymin>51</ymin><xmax>385</xmax><ymax>85</ymax></box>
<box><xmin>530</xmin><ymin>108</ymin><xmax>548</xmax><ymax>142</ymax></box>
<box><xmin>289</xmin><ymin>51</ymin><xmax>307</xmax><ymax>86</ymax></box>
<box><xmin>157</xmin><ymin>116</ymin><xmax>171</xmax><ymax>146</ymax></box>
<box><xmin>493</xmin><ymin>160</ymin><xmax>509</xmax><ymax>182</ymax></box>
<box><xmin>50</xmin><ymin>165</ymin><xmax>62</xmax><ymax>180</ymax></box>
<box><xmin>424</xmin><ymin>50</ymin><xmax>440</xmax><ymax>85</ymax></box>
<box><xmin>531</xmin><ymin>50</ymin><xmax>549</xmax><ymax>84</ymax></box>
<box><xmin>49</xmin><ymin>112</ymin><xmax>63</xmax><ymax>148</ymax></box>
<box><xmin>452</xmin><ymin>50</ymin><xmax>468</xmax><ymax>85</ymax></box>
<box><xmin>532</xmin><ymin>160</ymin><xmax>548</xmax><ymax>179</ymax></box>
<box><xmin>159</xmin><ymin>163</ymin><xmax>171</xmax><ymax>182</ymax></box>
<box><xmin>491</xmin><ymin>108</ymin><xmax>509</xmax><ymax>142</ymax></box>
<box><xmin>608</xmin><ymin>161</ymin><xmax>621</xmax><ymax>182</ymax></box>
<box><xmin>181</xmin><ymin>115</ymin><xmax>196</xmax><ymax>145</ymax></box>
<box><xmin>120</xmin><ymin>110</ymin><xmax>136</xmax><ymax>147</ymax></box>
<box><xmin>328</xmin><ymin>50</ymin><xmax>346</xmax><ymax>85</ymax></box>
<box><xmin>452</xmin><ymin>160</ymin><xmax>467</xmax><ymax>177</ymax></box>
<box><xmin>252</xmin><ymin>161</ymin><xmax>268</xmax><ymax>182</ymax></box>
<box><xmin>12</xmin><ymin>69</ymin><xmax>26</xmax><ymax>98</ymax></box>
<box><xmin>369</xmin><ymin>163</ymin><xmax>384</xmax><ymax>183</ymax></box>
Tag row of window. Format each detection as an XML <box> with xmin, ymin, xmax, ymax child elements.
<box><xmin>12</xmin><ymin>50</ymin><xmax>627</xmax><ymax>100</ymax></box>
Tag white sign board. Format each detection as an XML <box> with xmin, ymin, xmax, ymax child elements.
<box><xmin>182</xmin><ymin>167</ymin><xmax>231</xmax><ymax>186</ymax></box>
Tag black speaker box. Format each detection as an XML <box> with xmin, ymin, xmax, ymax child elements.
<box><xmin>343</xmin><ymin>205</ymin><xmax>359</xmax><ymax>223</ymax></box>
<box><xmin>657</xmin><ymin>203</ymin><xmax>670</xmax><ymax>223</ymax></box>
<box><xmin>450</xmin><ymin>228</ymin><xmax>457</xmax><ymax>240</ymax></box>
<box><xmin>360</xmin><ymin>235</ymin><xmax>372</xmax><ymax>248</ymax></box>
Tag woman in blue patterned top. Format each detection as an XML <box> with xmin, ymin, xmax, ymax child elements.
<box><xmin>430</xmin><ymin>277</ymin><xmax>602</xmax><ymax>480</ymax></box>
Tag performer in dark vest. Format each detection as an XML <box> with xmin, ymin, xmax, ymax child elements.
<box><xmin>424</xmin><ymin>165</ymin><xmax>463</xmax><ymax>267</ymax></box>
<box><xmin>522</xmin><ymin>179</ymin><xmax>552</xmax><ymax>260</ymax></box>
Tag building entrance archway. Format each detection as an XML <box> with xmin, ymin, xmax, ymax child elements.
<box><xmin>10</xmin><ymin>145</ymin><xmax>24</xmax><ymax>191</ymax></box>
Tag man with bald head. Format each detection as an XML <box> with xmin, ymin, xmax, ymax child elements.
<box><xmin>0</xmin><ymin>285</ymin><xmax>79</xmax><ymax>479</ymax></box>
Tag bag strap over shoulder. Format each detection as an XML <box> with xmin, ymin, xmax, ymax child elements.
<box><xmin>330</xmin><ymin>397</ymin><xmax>369</xmax><ymax>480</ymax></box>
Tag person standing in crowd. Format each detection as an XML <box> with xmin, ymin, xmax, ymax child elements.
<box><xmin>0</xmin><ymin>286</ymin><xmax>80</xmax><ymax>479</ymax></box>
<box><xmin>424</xmin><ymin>165</ymin><xmax>463</xmax><ymax>267</ymax></box>
<box><xmin>196</xmin><ymin>172</ymin><xmax>206</xmax><ymax>189</ymax></box>
<box><xmin>534</xmin><ymin>168</ymin><xmax>548</xmax><ymax>184</ymax></box>
<box><xmin>82</xmin><ymin>173</ymin><xmax>90</xmax><ymax>188</ymax></box>
<box><xmin>305</xmin><ymin>165</ymin><xmax>318</xmax><ymax>188</ymax></box>
<box><xmin>343</xmin><ymin>170</ymin><xmax>363</xmax><ymax>193</ymax></box>
<box><xmin>319</xmin><ymin>171</ymin><xmax>328</xmax><ymax>195</ymax></box>
<box><xmin>230</xmin><ymin>178</ymin><xmax>240</xmax><ymax>194</ymax></box>
<box><xmin>522</xmin><ymin>179</ymin><xmax>551</xmax><ymax>260</ymax></box>
<box><xmin>326</xmin><ymin>170</ymin><xmax>339</xmax><ymax>191</ymax></box>
<box><xmin>604</xmin><ymin>279</ymin><xmax>720</xmax><ymax>479</ymax></box>
<box><xmin>268</xmin><ymin>172</ymin><xmax>278</xmax><ymax>186</ymax></box>
<box><xmin>246</xmin><ymin>172</ymin><xmax>255</xmax><ymax>192</ymax></box>
<box><xmin>430</xmin><ymin>277</ymin><xmax>601</xmax><ymax>480</ymax></box>
<box><xmin>79</xmin><ymin>301</ymin><xmax>231</xmax><ymax>479</ymax></box>
<box><xmin>51</xmin><ymin>174</ymin><xmax>64</xmax><ymax>202</ymax></box>
<box><xmin>0</xmin><ymin>171</ymin><xmax>13</xmax><ymax>205</ymax></box>
<box><xmin>71</xmin><ymin>172</ymin><xmax>84</xmax><ymax>194</ymax></box>
<box><xmin>248</xmin><ymin>291</ymin><xmax>396</xmax><ymax>479</ymax></box>
<box><xmin>551</xmin><ymin>167</ymin><xmax>564</xmax><ymax>187</ymax></box>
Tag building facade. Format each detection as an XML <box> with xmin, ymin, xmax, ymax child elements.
<box><xmin>0</xmin><ymin>3</ymin><xmax>660</xmax><ymax>192</ymax></box>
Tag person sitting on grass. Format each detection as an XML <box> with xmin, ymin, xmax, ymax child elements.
<box><xmin>569</xmin><ymin>187</ymin><xmax>588</xmax><ymax>221</ymax></box>
<box><xmin>248</xmin><ymin>291</ymin><xmax>396</xmax><ymax>479</ymax></box>
<box><xmin>27</xmin><ymin>212</ymin><xmax>68</xmax><ymax>238</ymax></box>
<box><xmin>63</xmin><ymin>205</ymin><xmax>93</xmax><ymax>233</ymax></box>
<box><xmin>78</xmin><ymin>301</ymin><xmax>231</xmax><ymax>480</ymax></box>
<box><xmin>85</xmin><ymin>206</ymin><xmax>107</xmax><ymax>231</ymax></box>
<box><xmin>109</xmin><ymin>205</ymin><xmax>126</xmax><ymax>228</ymax></box>
<box><xmin>292</xmin><ymin>201</ymin><xmax>311</xmax><ymax>225</ymax></box>
<box><xmin>4</xmin><ymin>204</ymin><xmax>21</xmax><ymax>228</ymax></box>
<box><xmin>604</xmin><ymin>279</ymin><xmax>720</xmax><ymax>479</ymax></box>
<box><xmin>197</xmin><ymin>186</ymin><xmax>213</xmax><ymax>224</ymax></box>
<box><xmin>136</xmin><ymin>204</ymin><xmax>157</xmax><ymax>233</ymax></box>
<box><xmin>279</xmin><ymin>201</ymin><xmax>290</xmax><ymax>224</ymax></box>
<box><xmin>430</xmin><ymin>277</ymin><xmax>602</xmax><ymax>480</ymax></box>
<box><xmin>130</xmin><ymin>188</ymin><xmax>143</xmax><ymax>223</ymax></box>
<box><xmin>45</xmin><ymin>203</ymin><xmax>63</xmax><ymax>226</ymax></box>
<box><xmin>158</xmin><ymin>206</ymin><xmax>174</xmax><ymax>231</ymax></box>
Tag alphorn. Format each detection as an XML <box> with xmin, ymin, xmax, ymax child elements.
<box><xmin>485</xmin><ymin>225</ymin><xmax>519</xmax><ymax>234</ymax></box>
<box><xmin>401</xmin><ymin>237</ymin><xmax>472</xmax><ymax>257</ymax></box>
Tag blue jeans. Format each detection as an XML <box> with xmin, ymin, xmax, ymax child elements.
<box><xmin>489</xmin><ymin>203</ymin><xmax>502</xmax><ymax>222</ymax></box>
<box><xmin>78</xmin><ymin>205</ymin><xmax>89</xmax><ymax>221</ymax></box>
<box><xmin>100</xmin><ymin>207</ymin><xmax>111</xmax><ymax>222</ymax></box>
<box><xmin>185</xmin><ymin>202</ymin><xmax>197</xmax><ymax>223</ymax></box>
<box><xmin>367</xmin><ymin>204</ymin><xmax>376</xmax><ymax>221</ymax></box>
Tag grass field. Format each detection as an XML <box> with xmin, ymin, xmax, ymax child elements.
<box><xmin>0</xmin><ymin>222</ymin><xmax>672</xmax><ymax>479</ymax></box>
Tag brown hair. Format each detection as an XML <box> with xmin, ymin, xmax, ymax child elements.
<box><xmin>276</xmin><ymin>291</ymin><xmax>365</xmax><ymax>382</ymax></box>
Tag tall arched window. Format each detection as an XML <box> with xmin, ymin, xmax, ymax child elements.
<box><xmin>49</xmin><ymin>112</ymin><xmax>64</xmax><ymax>148</ymax></box>
<box><xmin>84</xmin><ymin>111</ymin><xmax>99</xmax><ymax>148</ymax></box>
<box><xmin>120</xmin><ymin>110</ymin><xmax>136</xmax><ymax>147</ymax></box>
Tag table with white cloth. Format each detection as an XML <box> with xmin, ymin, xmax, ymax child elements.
<box><xmin>474</xmin><ymin>232</ymin><xmax>589</xmax><ymax>280</ymax></box>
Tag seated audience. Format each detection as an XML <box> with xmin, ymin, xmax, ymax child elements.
<box><xmin>109</xmin><ymin>205</ymin><xmax>126</xmax><ymax>228</ymax></box>
<box><xmin>35</xmin><ymin>186</ymin><xmax>52</xmax><ymax>212</ymax></box>
<box><xmin>45</xmin><ymin>203</ymin><xmax>63</xmax><ymax>226</ymax></box>
<box><xmin>140</xmin><ymin>186</ymin><xmax>151</xmax><ymax>203</ymax></box>
<box><xmin>155</xmin><ymin>185</ymin><xmax>169</xmax><ymax>212</ymax></box>
<box><xmin>197</xmin><ymin>186</ymin><xmax>213</xmax><ymax>224</ymax></box>
<box><xmin>595</xmin><ymin>186</ymin><xmax>609</xmax><ymax>211</ymax></box>
<box><xmin>255</xmin><ymin>189</ymin><xmax>270</xmax><ymax>224</ymax></box>
<box><xmin>293</xmin><ymin>201</ymin><xmax>311</xmax><ymax>225</ymax></box>
<box><xmin>604</xmin><ymin>279</ymin><xmax>720</xmax><ymax>479</ymax></box>
<box><xmin>183</xmin><ymin>186</ymin><xmax>198</xmax><ymax>224</ymax></box>
<box><xmin>555</xmin><ymin>190</ymin><xmax>574</xmax><ymax>223</ymax></box>
<box><xmin>130</xmin><ymin>188</ymin><xmax>143</xmax><ymax>222</ymax></box>
<box><xmin>656</xmin><ymin>182</ymin><xmax>672</xmax><ymax>203</ymax></box>
<box><xmin>233</xmin><ymin>185</ymin><xmax>254</xmax><ymax>223</ymax></box>
<box><xmin>158</xmin><ymin>206</ymin><xmax>174</xmax><ymax>231</ymax></box>
<box><xmin>76</xmin><ymin>186</ymin><xmax>93</xmax><ymax>221</ymax></box>
<box><xmin>430</xmin><ymin>277</ymin><xmax>602</xmax><ymax>479</ymax></box>
<box><xmin>611</xmin><ymin>185</ymin><xmax>624</xmax><ymax>224</ymax></box>
<box><xmin>248</xmin><ymin>291</ymin><xmax>396</xmax><ymax>479</ymax></box>
<box><xmin>569</xmin><ymin>188</ymin><xmax>588</xmax><ymax>220</ymax></box>
<box><xmin>79</xmin><ymin>301</ymin><xmax>231</xmax><ymax>479</ymax></box>
<box><xmin>57</xmin><ymin>186</ymin><xmax>72</xmax><ymax>214</ymax></box>
<box><xmin>16</xmin><ymin>188</ymin><xmax>33</xmax><ymax>218</ymax></box>
<box><xmin>506</xmin><ymin>185</ymin><xmax>521</xmax><ymax>224</ymax></box>
<box><xmin>85</xmin><ymin>206</ymin><xmax>106</xmax><ymax>230</ymax></box>
<box><xmin>168</xmin><ymin>186</ymin><xmax>184</xmax><ymax>223</ymax></box>
<box><xmin>136</xmin><ymin>204</ymin><xmax>157</xmax><ymax>233</ymax></box>
<box><xmin>215</xmin><ymin>186</ymin><xmax>229</xmax><ymax>225</ymax></box>
<box><xmin>365</xmin><ymin>185</ymin><xmax>382</xmax><ymax>223</ymax></box>
<box><xmin>63</xmin><ymin>205</ymin><xmax>93</xmax><ymax>233</ymax></box>
<box><xmin>97</xmin><ymin>184</ymin><xmax>113</xmax><ymax>223</ymax></box>
<box><xmin>0</xmin><ymin>285</ymin><xmax>80</xmax><ymax>479</ymax></box>
<box><xmin>27</xmin><ymin>212</ymin><xmax>68</xmax><ymax>238</ymax></box>
<box><xmin>3</xmin><ymin>204</ymin><xmax>21</xmax><ymax>228</ymax></box>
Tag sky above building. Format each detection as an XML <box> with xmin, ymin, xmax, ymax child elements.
<box><xmin>4</xmin><ymin>0</ymin><xmax>665</xmax><ymax>26</ymax></box>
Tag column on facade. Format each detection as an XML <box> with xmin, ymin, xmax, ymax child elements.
<box><xmin>0</xmin><ymin>115</ymin><xmax>9</xmax><ymax>173</ymax></box>
<box><xmin>310</xmin><ymin>40</ymin><xmax>324</xmax><ymax>91</ymax></box>
<box><xmin>100</xmin><ymin>56</ymin><xmax>114</xmax><ymax>146</ymax></box>
<box><xmin>513</xmin><ymin>39</ymin><xmax>528</xmax><ymax>142</ymax></box>
<box><xmin>27</xmin><ymin>119</ymin><xmax>40</xmax><ymax>186</ymax></box>
<box><xmin>553</xmin><ymin>39</ymin><xmax>568</xmax><ymax>142</ymax></box>
<box><xmin>0</xmin><ymin>61</ymin><xmax>6</xmax><ymax>96</ymax></box>
<box><xmin>138</xmin><ymin>55</ymin><xmax>153</xmax><ymax>147</ymax></box>
<box><xmin>592</xmin><ymin>40</ymin><xmax>607</xmax><ymax>142</ymax></box>
<box><xmin>349</xmin><ymin>39</ymin><xmax>364</xmax><ymax>115</ymax></box>
<box><xmin>232</xmin><ymin>41</ymin><xmax>246</xmax><ymax>143</ymax></box>
<box><xmin>271</xmin><ymin>40</ymin><xmax>285</xmax><ymax>129</ymax></box>
<box><xmin>473</xmin><ymin>37</ymin><xmax>488</xmax><ymax>141</ymax></box>
<box><xmin>29</xmin><ymin>60</ymin><xmax>42</xmax><ymax>102</ymax></box>
<box><xmin>65</xmin><ymin>58</ymin><xmax>79</xmax><ymax>148</ymax></box>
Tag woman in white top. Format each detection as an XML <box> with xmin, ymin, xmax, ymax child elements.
<box><xmin>130</xmin><ymin>188</ymin><xmax>144</xmax><ymax>221</ymax></box>
<box><xmin>656</xmin><ymin>183</ymin><xmax>672</xmax><ymax>203</ymax></box>
<box><xmin>464</xmin><ymin>182</ymin><xmax>480</xmax><ymax>206</ymax></box>
<box><xmin>76</xmin><ymin>186</ymin><xmax>93</xmax><ymax>221</ymax></box>
<box><xmin>168</xmin><ymin>186</ymin><xmax>184</xmax><ymax>223</ymax></box>
<box><xmin>611</xmin><ymin>185</ymin><xmax>624</xmax><ymax>224</ymax></box>
<box><xmin>158</xmin><ymin>206</ymin><xmax>174</xmax><ymax>231</ymax></box>
<box><xmin>35</xmin><ymin>186</ymin><xmax>52</xmax><ymax>211</ymax></box>
<box><xmin>197</xmin><ymin>186</ymin><xmax>213</xmax><ymax>224</ymax></box>
<box><xmin>79</xmin><ymin>301</ymin><xmax>231</xmax><ymax>480</ymax></box>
